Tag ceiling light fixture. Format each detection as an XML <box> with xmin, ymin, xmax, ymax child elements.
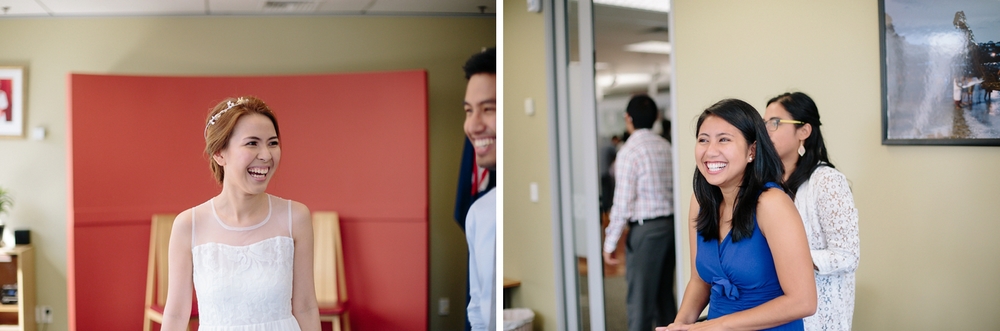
<box><xmin>624</xmin><ymin>41</ymin><xmax>672</xmax><ymax>54</ymax></box>
<box><xmin>594</xmin><ymin>0</ymin><xmax>669</xmax><ymax>13</ymax></box>
<box><xmin>597</xmin><ymin>73</ymin><xmax>656</xmax><ymax>88</ymax></box>
<box><xmin>262</xmin><ymin>1</ymin><xmax>318</xmax><ymax>12</ymax></box>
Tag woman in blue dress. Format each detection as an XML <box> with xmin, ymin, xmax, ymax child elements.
<box><xmin>660</xmin><ymin>99</ymin><xmax>816</xmax><ymax>331</ymax></box>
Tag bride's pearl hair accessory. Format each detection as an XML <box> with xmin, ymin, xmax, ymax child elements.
<box><xmin>204</xmin><ymin>97</ymin><xmax>248</xmax><ymax>138</ymax></box>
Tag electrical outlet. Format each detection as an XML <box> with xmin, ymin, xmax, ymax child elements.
<box><xmin>438</xmin><ymin>298</ymin><xmax>449</xmax><ymax>316</ymax></box>
<box><xmin>36</xmin><ymin>305</ymin><xmax>53</xmax><ymax>324</ymax></box>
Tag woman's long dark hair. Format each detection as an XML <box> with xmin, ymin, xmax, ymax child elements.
<box><xmin>766</xmin><ymin>92</ymin><xmax>834</xmax><ymax>200</ymax></box>
<box><xmin>694</xmin><ymin>99</ymin><xmax>786</xmax><ymax>242</ymax></box>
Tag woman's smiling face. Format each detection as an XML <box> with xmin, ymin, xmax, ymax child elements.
<box><xmin>215</xmin><ymin>113</ymin><xmax>281</xmax><ymax>194</ymax></box>
<box><xmin>696</xmin><ymin>115</ymin><xmax>754</xmax><ymax>191</ymax></box>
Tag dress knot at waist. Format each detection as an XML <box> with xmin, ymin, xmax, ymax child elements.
<box><xmin>711</xmin><ymin>277</ymin><xmax>739</xmax><ymax>300</ymax></box>
<box><xmin>707</xmin><ymin>282</ymin><xmax>786</xmax><ymax>320</ymax></box>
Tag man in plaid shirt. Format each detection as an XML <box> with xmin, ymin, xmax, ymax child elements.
<box><xmin>602</xmin><ymin>94</ymin><xmax>676</xmax><ymax>331</ymax></box>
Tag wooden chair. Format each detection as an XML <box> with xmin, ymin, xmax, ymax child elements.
<box><xmin>143</xmin><ymin>214</ymin><xmax>197</xmax><ymax>331</ymax></box>
<box><xmin>313</xmin><ymin>211</ymin><xmax>350</xmax><ymax>331</ymax></box>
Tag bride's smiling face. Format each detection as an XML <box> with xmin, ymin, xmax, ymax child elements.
<box><xmin>215</xmin><ymin>114</ymin><xmax>281</xmax><ymax>194</ymax></box>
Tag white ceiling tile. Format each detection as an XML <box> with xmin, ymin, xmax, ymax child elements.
<box><xmin>313</xmin><ymin>0</ymin><xmax>371</xmax><ymax>14</ymax></box>
<box><xmin>366</xmin><ymin>0</ymin><xmax>495</xmax><ymax>14</ymax></box>
<box><xmin>0</xmin><ymin>0</ymin><xmax>52</xmax><ymax>16</ymax></box>
<box><xmin>0</xmin><ymin>0</ymin><xmax>499</xmax><ymax>17</ymax></box>
<box><xmin>207</xmin><ymin>0</ymin><xmax>262</xmax><ymax>13</ymax></box>
<box><xmin>38</xmin><ymin>0</ymin><xmax>206</xmax><ymax>15</ymax></box>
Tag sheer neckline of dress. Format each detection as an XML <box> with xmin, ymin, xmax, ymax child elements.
<box><xmin>209</xmin><ymin>194</ymin><xmax>273</xmax><ymax>231</ymax></box>
<box><xmin>193</xmin><ymin>235</ymin><xmax>292</xmax><ymax>249</ymax></box>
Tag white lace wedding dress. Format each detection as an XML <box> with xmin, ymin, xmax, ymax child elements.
<box><xmin>190</xmin><ymin>194</ymin><xmax>302</xmax><ymax>331</ymax></box>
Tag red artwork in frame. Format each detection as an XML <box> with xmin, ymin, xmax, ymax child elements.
<box><xmin>0</xmin><ymin>67</ymin><xmax>24</xmax><ymax>138</ymax></box>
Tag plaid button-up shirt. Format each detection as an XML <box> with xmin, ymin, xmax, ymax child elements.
<box><xmin>604</xmin><ymin>129</ymin><xmax>673</xmax><ymax>253</ymax></box>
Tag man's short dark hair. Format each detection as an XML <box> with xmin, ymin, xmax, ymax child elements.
<box><xmin>463</xmin><ymin>47</ymin><xmax>496</xmax><ymax>79</ymax></box>
<box><xmin>626</xmin><ymin>94</ymin><xmax>658</xmax><ymax>129</ymax></box>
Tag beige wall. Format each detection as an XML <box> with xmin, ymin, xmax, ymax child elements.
<box><xmin>503</xmin><ymin>0</ymin><xmax>559</xmax><ymax>330</ymax></box>
<box><xmin>672</xmin><ymin>0</ymin><xmax>1000</xmax><ymax>329</ymax></box>
<box><xmin>506</xmin><ymin>0</ymin><xmax>1000</xmax><ymax>330</ymax></box>
<box><xmin>0</xmin><ymin>15</ymin><xmax>494</xmax><ymax>331</ymax></box>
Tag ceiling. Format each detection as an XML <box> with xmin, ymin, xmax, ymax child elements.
<box><xmin>0</xmin><ymin>0</ymin><xmax>496</xmax><ymax>17</ymax></box>
<box><xmin>595</xmin><ymin>4</ymin><xmax>670</xmax><ymax>96</ymax></box>
<box><xmin>0</xmin><ymin>1</ymin><xmax>657</xmax><ymax>95</ymax></box>
<box><xmin>570</xmin><ymin>3</ymin><xmax>670</xmax><ymax>96</ymax></box>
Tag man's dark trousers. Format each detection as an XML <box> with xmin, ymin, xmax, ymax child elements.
<box><xmin>625</xmin><ymin>215</ymin><xmax>677</xmax><ymax>331</ymax></box>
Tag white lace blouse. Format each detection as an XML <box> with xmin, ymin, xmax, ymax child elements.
<box><xmin>793</xmin><ymin>165</ymin><xmax>860</xmax><ymax>331</ymax></box>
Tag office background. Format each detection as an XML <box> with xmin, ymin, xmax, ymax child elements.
<box><xmin>505</xmin><ymin>0</ymin><xmax>1000</xmax><ymax>330</ymax></box>
<box><xmin>0</xmin><ymin>14</ymin><xmax>494</xmax><ymax>331</ymax></box>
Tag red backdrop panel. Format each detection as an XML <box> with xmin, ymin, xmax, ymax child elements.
<box><xmin>67</xmin><ymin>72</ymin><xmax>428</xmax><ymax>330</ymax></box>
<box><xmin>340</xmin><ymin>219</ymin><xmax>428</xmax><ymax>330</ymax></box>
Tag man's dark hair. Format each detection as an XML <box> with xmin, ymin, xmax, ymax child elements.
<box><xmin>626</xmin><ymin>94</ymin><xmax>658</xmax><ymax>129</ymax></box>
<box><xmin>463</xmin><ymin>47</ymin><xmax>496</xmax><ymax>79</ymax></box>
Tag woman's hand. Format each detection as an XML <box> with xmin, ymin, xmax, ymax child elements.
<box><xmin>657</xmin><ymin>319</ymin><xmax>729</xmax><ymax>331</ymax></box>
<box><xmin>657</xmin><ymin>322</ymin><xmax>692</xmax><ymax>331</ymax></box>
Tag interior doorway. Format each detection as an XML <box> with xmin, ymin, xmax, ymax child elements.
<box><xmin>547</xmin><ymin>1</ymin><xmax>679</xmax><ymax>330</ymax></box>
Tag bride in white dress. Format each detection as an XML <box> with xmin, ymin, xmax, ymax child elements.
<box><xmin>161</xmin><ymin>96</ymin><xmax>321</xmax><ymax>331</ymax></box>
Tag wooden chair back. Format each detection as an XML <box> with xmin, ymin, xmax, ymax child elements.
<box><xmin>147</xmin><ymin>214</ymin><xmax>175</xmax><ymax>309</ymax></box>
<box><xmin>143</xmin><ymin>214</ymin><xmax>177</xmax><ymax>330</ymax></box>
<box><xmin>312</xmin><ymin>211</ymin><xmax>350</xmax><ymax>331</ymax></box>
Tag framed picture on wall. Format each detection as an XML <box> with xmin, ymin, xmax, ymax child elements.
<box><xmin>881</xmin><ymin>0</ymin><xmax>1000</xmax><ymax>145</ymax></box>
<box><xmin>0</xmin><ymin>67</ymin><xmax>25</xmax><ymax>138</ymax></box>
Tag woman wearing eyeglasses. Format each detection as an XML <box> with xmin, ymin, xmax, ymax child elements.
<box><xmin>763</xmin><ymin>92</ymin><xmax>860</xmax><ymax>331</ymax></box>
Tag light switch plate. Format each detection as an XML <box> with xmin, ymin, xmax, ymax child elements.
<box><xmin>29</xmin><ymin>126</ymin><xmax>46</xmax><ymax>140</ymax></box>
<box><xmin>527</xmin><ymin>0</ymin><xmax>541</xmax><ymax>12</ymax></box>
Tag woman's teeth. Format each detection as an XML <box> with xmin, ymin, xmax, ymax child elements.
<box><xmin>248</xmin><ymin>167</ymin><xmax>268</xmax><ymax>178</ymax></box>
